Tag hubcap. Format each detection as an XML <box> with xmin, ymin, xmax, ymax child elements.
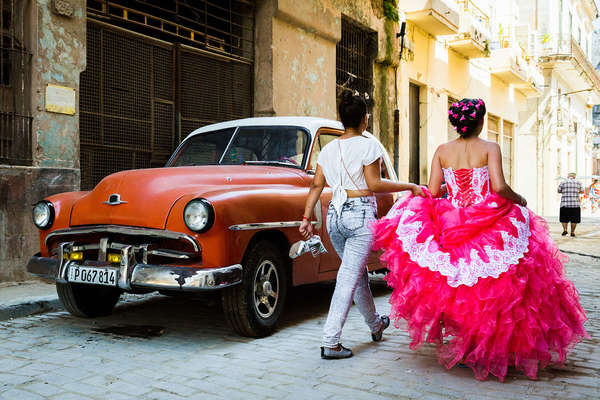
<box><xmin>253</xmin><ymin>260</ymin><xmax>279</xmax><ymax>319</ymax></box>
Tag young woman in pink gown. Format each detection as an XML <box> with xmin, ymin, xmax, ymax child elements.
<box><xmin>371</xmin><ymin>98</ymin><xmax>589</xmax><ymax>381</ymax></box>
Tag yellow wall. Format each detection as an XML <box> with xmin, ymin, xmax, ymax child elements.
<box><xmin>399</xmin><ymin>25</ymin><xmax>527</xmax><ymax>184</ymax></box>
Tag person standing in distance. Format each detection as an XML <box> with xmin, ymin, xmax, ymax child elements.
<box><xmin>558</xmin><ymin>172</ymin><xmax>584</xmax><ymax>237</ymax></box>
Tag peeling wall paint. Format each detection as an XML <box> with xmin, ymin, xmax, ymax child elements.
<box><xmin>1</xmin><ymin>0</ymin><xmax>85</xmax><ymax>282</ymax></box>
<box><xmin>32</xmin><ymin>0</ymin><xmax>86</xmax><ymax>169</ymax></box>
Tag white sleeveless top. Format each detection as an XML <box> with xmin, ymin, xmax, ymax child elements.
<box><xmin>317</xmin><ymin>135</ymin><xmax>383</xmax><ymax>214</ymax></box>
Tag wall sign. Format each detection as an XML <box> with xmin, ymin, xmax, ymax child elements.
<box><xmin>45</xmin><ymin>84</ymin><xmax>76</xmax><ymax>115</ymax></box>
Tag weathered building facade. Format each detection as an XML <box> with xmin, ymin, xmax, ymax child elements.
<box><xmin>1</xmin><ymin>0</ymin><xmax>85</xmax><ymax>282</ymax></box>
<box><xmin>517</xmin><ymin>0</ymin><xmax>600</xmax><ymax>215</ymax></box>
<box><xmin>1</xmin><ymin>0</ymin><xmax>403</xmax><ymax>283</ymax></box>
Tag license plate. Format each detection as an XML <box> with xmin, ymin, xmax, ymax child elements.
<box><xmin>68</xmin><ymin>265</ymin><xmax>118</xmax><ymax>286</ymax></box>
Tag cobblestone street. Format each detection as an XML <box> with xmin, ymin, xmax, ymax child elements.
<box><xmin>1</xmin><ymin>224</ymin><xmax>599</xmax><ymax>400</ymax></box>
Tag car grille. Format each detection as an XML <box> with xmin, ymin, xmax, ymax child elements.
<box><xmin>46</xmin><ymin>225</ymin><xmax>200</xmax><ymax>265</ymax></box>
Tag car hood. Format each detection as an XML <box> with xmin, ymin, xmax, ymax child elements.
<box><xmin>70</xmin><ymin>165</ymin><xmax>306</xmax><ymax>229</ymax></box>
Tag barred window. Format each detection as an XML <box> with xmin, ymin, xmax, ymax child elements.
<box><xmin>0</xmin><ymin>0</ymin><xmax>32</xmax><ymax>165</ymax></box>
<box><xmin>336</xmin><ymin>17</ymin><xmax>376</xmax><ymax>129</ymax></box>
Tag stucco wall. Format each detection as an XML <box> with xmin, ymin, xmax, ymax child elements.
<box><xmin>0</xmin><ymin>0</ymin><xmax>85</xmax><ymax>282</ymax></box>
<box><xmin>255</xmin><ymin>0</ymin><xmax>401</xmax><ymax>153</ymax></box>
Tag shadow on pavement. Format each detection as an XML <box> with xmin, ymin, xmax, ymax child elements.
<box><xmin>51</xmin><ymin>275</ymin><xmax>392</xmax><ymax>342</ymax></box>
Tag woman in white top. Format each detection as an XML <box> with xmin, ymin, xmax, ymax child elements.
<box><xmin>299</xmin><ymin>90</ymin><xmax>425</xmax><ymax>359</ymax></box>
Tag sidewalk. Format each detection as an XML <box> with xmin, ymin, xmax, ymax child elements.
<box><xmin>1</xmin><ymin>216</ymin><xmax>598</xmax><ymax>322</ymax></box>
<box><xmin>544</xmin><ymin>215</ymin><xmax>600</xmax><ymax>258</ymax></box>
<box><xmin>0</xmin><ymin>280</ymin><xmax>62</xmax><ymax>321</ymax></box>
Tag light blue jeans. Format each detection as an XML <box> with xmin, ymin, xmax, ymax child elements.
<box><xmin>322</xmin><ymin>197</ymin><xmax>383</xmax><ymax>348</ymax></box>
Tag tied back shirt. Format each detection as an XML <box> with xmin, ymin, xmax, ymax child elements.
<box><xmin>317</xmin><ymin>135</ymin><xmax>383</xmax><ymax>214</ymax></box>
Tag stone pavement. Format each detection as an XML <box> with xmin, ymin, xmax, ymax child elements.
<box><xmin>0</xmin><ymin>251</ymin><xmax>599</xmax><ymax>400</ymax></box>
<box><xmin>1</xmin><ymin>216</ymin><xmax>599</xmax><ymax>399</ymax></box>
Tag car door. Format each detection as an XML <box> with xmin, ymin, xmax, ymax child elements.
<box><xmin>306</xmin><ymin>129</ymin><xmax>343</xmax><ymax>273</ymax></box>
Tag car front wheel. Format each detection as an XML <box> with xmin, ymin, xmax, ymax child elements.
<box><xmin>222</xmin><ymin>240</ymin><xmax>288</xmax><ymax>337</ymax></box>
<box><xmin>56</xmin><ymin>282</ymin><xmax>121</xmax><ymax>318</ymax></box>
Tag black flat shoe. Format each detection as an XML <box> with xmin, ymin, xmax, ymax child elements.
<box><xmin>372</xmin><ymin>315</ymin><xmax>390</xmax><ymax>342</ymax></box>
<box><xmin>321</xmin><ymin>344</ymin><xmax>353</xmax><ymax>359</ymax></box>
<box><xmin>562</xmin><ymin>231</ymin><xmax>568</xmax><ymax>236</ymax></box>
<box><xmin>571</xmin><ymin>233</ymin><xmax>576</xmax><ymax>237</ymax></box>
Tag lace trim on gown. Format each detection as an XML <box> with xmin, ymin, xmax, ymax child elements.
<box><xmin>395</xmin><ymin>206</ymin><xmax>531</xmax><ymax>287</ymax></box>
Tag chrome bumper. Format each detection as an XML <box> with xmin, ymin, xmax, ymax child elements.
<box><xmin>27</xmin><ymin>253</ymin><xmax>242</xmax><ymax>291</ymax></box>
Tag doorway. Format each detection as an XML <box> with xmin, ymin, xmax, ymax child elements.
<box><xmin>409</xmin><ymin>83</ymin><xmax>421</xmax><ymax>184</ymax></box>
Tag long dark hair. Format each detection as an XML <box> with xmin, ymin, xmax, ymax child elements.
<box><xmin>448</xmin><ymin>98</ymin><xmax>486</xmax><ymax>137</ymax></box>
<box><xmin>338</xmin><ymin>89</ymin><xmax>367</xmax><ymax>129</ymax></box>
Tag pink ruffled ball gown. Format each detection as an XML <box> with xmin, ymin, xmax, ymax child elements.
<box><xmin>371</xmin><ymin>166</ymin><xmax>589</xmax><ymax>381</ymax></box>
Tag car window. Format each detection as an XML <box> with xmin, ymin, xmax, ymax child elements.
<box><xmin>170</xmin><ymin>128</ymin><xmax>236</xmax><ymax>167</ymax></box>
<box><xmin>309</xmin><ymin>133</ymin><xmax>338</xmax><ymax>171</ymax></box>
<box><xmin>221</xmin><ymin>126</ymin><xmax>309</xmax><ymax>166</ymax></box>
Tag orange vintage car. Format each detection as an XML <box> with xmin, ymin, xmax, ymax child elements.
<box><xmin>28</xmin><ymin>117</ymin><xmax>397</xmax><ymax>337</ymax></box>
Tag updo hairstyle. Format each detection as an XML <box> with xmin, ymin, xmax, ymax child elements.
<box><xmin>338</xmin><ymin>89</ymin><xmax>367</xmax><ymax>129</ymax></box>
<box><xmin>448</xmin><ymin>98</ymin><xmax>486</xmax><ymax>137</ymax></box>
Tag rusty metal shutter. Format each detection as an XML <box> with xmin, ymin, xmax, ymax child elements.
<box><xmin>80</xmin><ymin>21</ymin><xmax>253</xmax><ymax>190</ymax></box>
<box><xmin>177</xmin><ymin>46</ymin><xmax>252</xmax><ymax>139</ymax></box>
<box><xmin>80</xmin><ymin>22</ymin><xmax>176</xmax><ymax>190</ymax></box>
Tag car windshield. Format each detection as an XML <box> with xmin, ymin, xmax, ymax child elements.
<box><xmin>170</xmin><ymin>126</ymin><xmax>310</xmax><ymax>168</ymax></box>
<box><xmin>169</xmin><ymin>128</ymin><xmax>236</xmax><ymax>167</ymax></box>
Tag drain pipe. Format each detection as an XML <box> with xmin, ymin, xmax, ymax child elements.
<box><xmin>394</xmin><ymin>20</ymin><xmax>407</xmax><ymax>176</ymax></box>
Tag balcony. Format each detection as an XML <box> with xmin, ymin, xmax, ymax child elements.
<box><xmin>405</xmin><ymin>0</ymin><xmax>460</xmax><ymax>36</ymax></box>
<box><xmin>488</xmin><ymin>48</ymin><xmax>528</xmax><ymax>85</ymax></box>
<box><xmin>447</xmin><ymin>11</ymin><xmax>490</xmax><ymax>59</ymax></box>
<box><xmin>514</xmin><ymin>62</ymin><xmax>544</xmax><ymax>98</ymax></box>
<box><xmin>540</xmin><ymin>36</ymin><xmax>600</xmax><ymax>93</ymax></box>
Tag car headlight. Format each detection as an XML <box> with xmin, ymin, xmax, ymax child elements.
<box><xmin>183</xmin><ymin>198</ymin><xmax>214</xmax><ymax>233</ymax></box>
<box><xmin>32</xmin><ymin>201</ymin><xmax>55</xmax><ymax>230</ymax></box>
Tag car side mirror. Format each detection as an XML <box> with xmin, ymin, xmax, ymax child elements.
<box><xmin>306</xmin><ymin>169</ymin><xmax>316</xmax><ymax>175</ymax></box>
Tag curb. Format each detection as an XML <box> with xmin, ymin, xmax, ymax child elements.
<box><xmin>0</xmin><ymin>298</ymin><xmax>63</xmax><ymax>322</ymax></box>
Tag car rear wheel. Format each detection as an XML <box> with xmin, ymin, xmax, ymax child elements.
<box><xmin>56</xmin><ymin>282</ymin><xmax>121</xmax><ymax>318</ymax></box>
<box><xmin>222</xmin><ymin>240</ymin><xmax>288</xmax><ymax>337</ymax></box>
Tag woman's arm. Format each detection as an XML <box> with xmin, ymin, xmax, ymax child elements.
<box><xmin>428</xmin><ymin>148</ymin><xmax>444</xmax><ymax>197</ymax></box>
<box><xmin>488</xmin><ymin>143</ymin><xmax>527</xmax><ymax>206</ymax></box>
<box><xmin>299</xmin><ymin>165</ymin><xmax>326</xmax><ymax>238</ymax></box>
<box><xmin>364</xmin><ymin>161</ymin><xmax>424</xmax><ymax>196</ymax></box>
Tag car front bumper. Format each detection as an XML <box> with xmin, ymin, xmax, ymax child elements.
<box><xmin>27</xmin><ymin>253</ymin><xmax>243</xmax><ymax>291</ymax></box>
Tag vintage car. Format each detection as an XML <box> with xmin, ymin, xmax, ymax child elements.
<box><xmin>27</xmin><ymin>117</ymin><xmax>397</xmax><ymax>337</ymax></box>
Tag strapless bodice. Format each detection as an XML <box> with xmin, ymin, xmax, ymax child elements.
<box><xmin>442</xmin><ymin>166</ymin><xmax>490</xmax><ymax>207</ymax></box>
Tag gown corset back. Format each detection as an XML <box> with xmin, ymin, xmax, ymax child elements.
<box><xmin>443</xmin><ymin>166</ymin><xmax>490</xmax><ymax>207</ymax></box>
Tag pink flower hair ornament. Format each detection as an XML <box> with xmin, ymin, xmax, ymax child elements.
<box><xmin>461</xmin><ymin>126</ymin><xmax>468</xmax><ymax>132</ymax></box>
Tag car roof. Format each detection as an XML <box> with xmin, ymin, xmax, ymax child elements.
<box><xmin>185</xmin><ymin>116</ymin><xmax>344</xmax><ymax>139</ymax></box>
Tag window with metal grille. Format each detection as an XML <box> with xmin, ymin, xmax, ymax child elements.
<box><xmin>336</xmin><ymin>17</ymin><xmax>376</xmax><ymax>127</ymax></box>
<box><xmin>0</xmin><ymin>0</ymin><xmax>32</xmax><ymax>165</ymax></box>
<box><xmin>87</xmin><ymin>0</ymin><xmax>254</xmax><ymax>61</ymax></box>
